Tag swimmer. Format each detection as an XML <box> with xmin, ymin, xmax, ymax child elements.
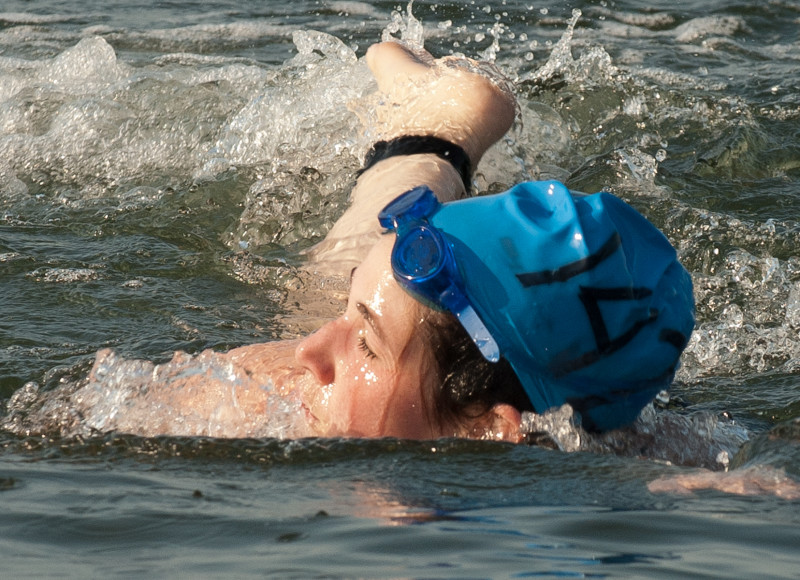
<box><xmin>7</xmin><ymin>40</ymin><xmax>798</xmax><ymax>501</ymax></box>
<box><xmin>87</xmin><ymin>40</ymin><xmax>693</xmax><ymax>442</ymax></box>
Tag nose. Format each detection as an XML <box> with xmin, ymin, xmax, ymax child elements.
<box><xmin>295</xmin><ymin>318</ymin><xmax>341</xmax><ymax>386</ymax></box>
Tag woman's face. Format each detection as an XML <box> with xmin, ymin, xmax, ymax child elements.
<box><xmin>295</xmin><ymin>236</ymin><xmax>445</xmax><ymax>439</ymax></box>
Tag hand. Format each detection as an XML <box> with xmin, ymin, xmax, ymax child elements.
<box><xmin>364</xmin><ymin>42</ymin><xmax>517</xmax><ymax>167</ymax></box>
<box><xmin>648</xmin><ymin>465</ymin><xmax>800</xmax><ymax>499</ymax></box>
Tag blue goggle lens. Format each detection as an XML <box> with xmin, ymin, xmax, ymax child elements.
<box><xmin>393</xmin><ymin>226</ymin><xmax>444</xmax><ymax>280</ymax></box>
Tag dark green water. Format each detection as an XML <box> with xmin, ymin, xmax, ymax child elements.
<box><xmin>2</xmin><ymin>0</ymin><xmax>800</xmax><ymax>577</ymax></box>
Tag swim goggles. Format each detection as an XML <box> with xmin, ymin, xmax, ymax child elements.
<box><xmin>378</xmin><ymin>186</ymin><xmax>500</xmax><ymax>362</ymax></box>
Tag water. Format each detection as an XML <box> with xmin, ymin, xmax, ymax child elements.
<box><xmin>2</xmin><ymin>0</ymin><xmax>800</xmax><ymax>577</ymax></box>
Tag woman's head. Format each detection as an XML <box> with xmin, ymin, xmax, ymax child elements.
<box><xmin>379</xmin><ymin>182</ymin><xmax>695</xmax><ymax>432</ymax></box>
<box><xmin>296</xmin><ymin>180</ymin><xmax>695</xmax><ymax>439</ymax></box>
<box><xmin>295</xmin><ymin>236</ymin><xmax>437</xmax><ymax>438</ymax></box>
<box><xmin>295</xmin><ymin>236</ymin><xmax>526</xmax><ymax>441</ymax></box>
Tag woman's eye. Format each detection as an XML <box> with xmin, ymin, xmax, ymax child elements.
<box><xmin>357</xmin><ymin>336</ymin><xmax>377</xmax><ymax>360</ymax></box>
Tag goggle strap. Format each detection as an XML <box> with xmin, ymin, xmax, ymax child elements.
<box><xmin>454</xmin><ymin>303</ymin><xmax>500</xmax><ymax>362</ymax></box>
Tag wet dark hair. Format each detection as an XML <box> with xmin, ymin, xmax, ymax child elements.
<box><xmin>420</xmin><ymin>309</ymin><xmax>534</xmax><ymax>432</ymax></box>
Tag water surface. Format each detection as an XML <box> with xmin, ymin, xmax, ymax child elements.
<box><xmin>2</xmin><ymin>0</ymin><xmax>800</xmax><ymax>577</ymax></box>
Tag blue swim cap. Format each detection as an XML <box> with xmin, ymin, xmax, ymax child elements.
<box><xmin>379</xmin><ymin>181</ymin><xmax>695</xmax><ymax>431</ymax></box>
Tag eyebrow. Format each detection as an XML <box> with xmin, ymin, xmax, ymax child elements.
<box><xmin>356</xmin><ymin>301</ymin><xmax>385</xmax><ymax>343</ymax></box>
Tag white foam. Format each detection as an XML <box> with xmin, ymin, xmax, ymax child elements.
<box><xmin>202</xmin><ymin>30</ymin><xmax>369</xmax><ymax>175</ymax></box>
<box><xmin>521</xmin><ymin>402</ymin><xmax>749</xmax><ymax>469</ymax></box>
<box><xmin>120</xmin><ymin>21</ymin><xmax>291</xmax><ymax>47</ymax></box>
<box><xmin>41</xmin><ymin>36</ymin><xmax>126</xmax><ymax>90</ymax></box>
<box><xmin>674</xmin><ymin>16</ymin><xmax>748</xmax><ymax>43</ymax></box>
<box><xmin>0</xmin><ymin>36</ymin><xmax>277</xmax><ymax>190</ymax></box>
<box><xmin>69</xmin><ymin>349</ymin><xmax>309</xmax><ymax>439</ymax></box>
<box><xmin>327</xmin><ymin>2</ymin><xmax>382</xmax><ymax>18</ymax></box>
<box><xmin>0</xmin><ymin>12</ymin><xmax>74</xmax><ymax>25</ymax></box>
<box><xmin>0</xmin><ymin>163</ymin><xmax>27</xmax><ymax>199</ymax></box>
<box><xmin>674</xmin><ymin>213</ymin><xmax>800</xmax><ymax>380</ymax></box>
<box><xmin>26</xmin><ymin>267</ymin><xmax>100</xmax><ymax>283</ymax></box>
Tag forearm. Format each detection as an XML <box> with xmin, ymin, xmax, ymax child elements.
<box><xmin>79</xmin><ymin>341</ymin><xmax>309</xmax><ymax>438</ymax></box>
<box><xmin>308</xmin><ymin>154</ymin><xmax>465</xmax><ymax>274</ymax></box>
<box><xmin>307</xmin><ymin>41</ymin><xmax>516</xmax><ymax>276</ymax></box>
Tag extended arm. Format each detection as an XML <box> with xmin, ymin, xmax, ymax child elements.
<box><xmin>308</xmin><ymin>42</ymin><xmax>516</xmax><ymax>275</ymax></box>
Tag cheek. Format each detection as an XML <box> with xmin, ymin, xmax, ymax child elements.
<box><xmin>358</xmin><ymin>360</ymin><xmax>381</xmax><ymax>388</ymax></box>
<box><xmin>306</xmin><ymin>350</ymin><xmax>387</xmax><ymax>437</ymax></box>
<box><xmin>360</xmin><ymin>353</ymin><xmax>437</xmax><ymax>438</ymax></box>
<box><xmin>329</xmin><ymin>359</ymin><xmax>387</xmax><ymax>432</ymax></box>
<box><xmin>391</xmin><ymin>342</ymin><xmax>442</xmax><ymax>437</ymax></box>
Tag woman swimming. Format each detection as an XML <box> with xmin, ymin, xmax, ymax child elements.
<box><xmin>295</xmin><ymin>41</ymin><xmax>694</xmax><ymax>439</ymax></box>
<box><xmin>5</xmin><ymin>38</ymin><xmax>798</xmax><ymax>500</ymax></box>
<box><xmin>50</xmin><ymin>41</ymin><xmax>690</xmax><ymax>442</ymax></box>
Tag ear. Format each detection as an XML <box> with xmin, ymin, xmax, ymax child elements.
<box><xmin>486</xmin><ymin>403</ymin><xmax>523</xmax><ymax>443</ymax></box>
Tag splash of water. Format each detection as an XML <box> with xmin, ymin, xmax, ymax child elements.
<box><xmin>521</xmin><ymin>401</ymin><xmax>749</xmax><ymax>470</ymax></box>
<box><xmin>381</xmin><ymin>1</ymin><xmax>425</xmax><ymax>48</ymax></box>
<box><xmin>665</xmin><ymin>206</ymin><xmax>800</xmax><ymax>386</ymax></box>
<box><xmin>528</xmin><ymin>9</ymin><xmax>617</xmax><ymax>88</ymax></box>
<box><xmin>2</xmin><ymin>348</ymin><xmax>309</xmax><ymax>439</ymax></box>
<box><xmin>200</xmin><ymin>29</ymin><xmax>370</xmax><ymax>179</ymax></box>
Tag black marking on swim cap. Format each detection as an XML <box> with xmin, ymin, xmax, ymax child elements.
<box><xmin>579</xmin><ymin>287</ymin><xmax>653</xmax><ymax>353</ymax></box>
<box><xmin>659</xmin><ymin>328</ymin><xmax>689</xmax><ymax>351</ymax></box>
<box><xmin>516</xmin><ymin>232</ymin><xmax>621</xmax><ymax>287</ymax></box>
<box><xmin>550</xmin><ymin>289</ymin><xmax>658</xmax><ymax>378</ymax></box>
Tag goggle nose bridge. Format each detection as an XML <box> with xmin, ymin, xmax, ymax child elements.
<box><xmin>378</xmin><ymin>186</ymin><xmax>441</xmax><ymax>231</ymax></box>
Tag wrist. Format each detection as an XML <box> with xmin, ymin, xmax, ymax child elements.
<box><xmin>356</xmin><ymin>153</ymin><xmax>467</xmax><ymax>202</ymax></box>
<box><xmin>358</xmin><ymin>135</ymin><xmax>473</xmax><ymax>193</ymax></box>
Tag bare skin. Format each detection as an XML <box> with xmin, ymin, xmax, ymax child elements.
<box><xmin>365</xmin><ymin>42</ymin><xmax>516</xmax><ymax>165</ymax></box>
